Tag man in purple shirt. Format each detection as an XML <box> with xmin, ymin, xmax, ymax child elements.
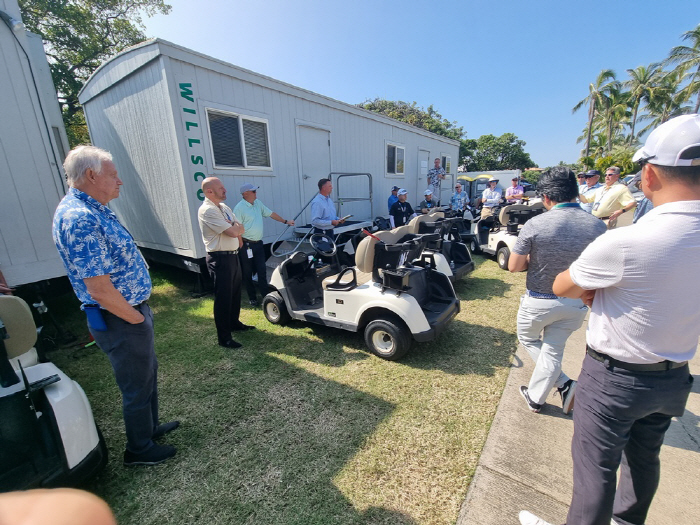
<box><xmin>506</xmin><ymin>177</ymin><xmax>525</xmax><ymax>204</ymax></box>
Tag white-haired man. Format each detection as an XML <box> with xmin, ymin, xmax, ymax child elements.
<box><xmin>53</xmin><ymin>146</ymin><xmax>178</xmax><ymax>467</ymax></box>
<box><xmin>520</xmin><ymin>114</ymin><xmax>700</xmax><ymax>525</ymax></box>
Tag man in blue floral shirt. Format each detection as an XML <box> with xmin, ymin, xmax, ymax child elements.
<box><xmin>53</xmin><ymin>146</ymin><xmax>178</xmax><ymax>467</ymax></box>
<box><xmin>427</xmin><ymin>158</ymin><xmax>446</xmax><ymax>203</ymax></box>
<box><xmin>450</xmin><ymin>182</ymin><xmax>468</xmax><ymax>212</ymax></box>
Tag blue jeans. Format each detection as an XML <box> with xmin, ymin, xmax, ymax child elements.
<box><xmin>567</xmin><ymin>354</ymin><xmax>693</xmax><ymax>525</ymax></box>
<box><xmin>89</xmin><ymin>303</ymin><xmax>158</xmax><ymax>454</ymax></box>
<box><xmin>517</xmin><ymin>295</ymin><xmax>587</xmax><ymax>404</ymax></box>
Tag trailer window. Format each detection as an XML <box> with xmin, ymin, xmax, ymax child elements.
<box><xmin>442</xmin><ymin>155</ymin><xmax>451</xmax><ymax>173</ymax></box>
<box><xmin>207</xmin><ymin>109</ymin><xmax>271</xmax><ymax>169</ymax></box>
<box><xmin>387</xmin><ymin>144</ymin><xmax>404</xmax><ymax>175</ymax></box>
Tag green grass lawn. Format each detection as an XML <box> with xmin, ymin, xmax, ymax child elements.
<box><xmin>49</xmin><ymin>255</ymin><xmax>526</xmax><ymax>524</ymax></box>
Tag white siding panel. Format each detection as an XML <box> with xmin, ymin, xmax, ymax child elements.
<box><xmin>0</xmin><ymin>14</ymin><xmax>67</xmax><ymax>286</ymax></box>
<box><xmin>84</xmin><ymin>58</ymin><xmax>193</xmax><ymax>254</ymax></box>
<box><xmin>79</xmin><ymin>43</ymin><xmax>161</xmax><ymax>104</ymax></box>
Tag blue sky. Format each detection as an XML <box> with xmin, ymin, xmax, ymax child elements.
<box><xmin>142</xmin><ymin>0</ymin><xmax>699</xmax><ymax>167</ymax></box>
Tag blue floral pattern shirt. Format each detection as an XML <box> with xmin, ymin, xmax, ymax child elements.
<box><xmin>52</xmin><ymin>187</ymin><xmax>151</xmax><ymax>307</ymax></box>
<box><xmin>451</xmin><ymin>191</ymin><xmax>468</xmax><ymax>211</ymax></box>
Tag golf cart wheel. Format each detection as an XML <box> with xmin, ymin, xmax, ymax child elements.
<box><xmin>469</xmin><ymin>239</ymin><xmax>481</xmax><ymax>254</ymax></box>
<box><xmin>364</xmin><ymin>318</ymin><xmax>411</xmax><ymax>361</ymax></box>
<box><xmin>497</xmin><ymin>246</ymin><xmax>510</xmax><ymax>270</ymax></box>
<box><xmin>262</xmin><ymin>292</ymin><xmax>290</xmax><ymax>325</ymax></box>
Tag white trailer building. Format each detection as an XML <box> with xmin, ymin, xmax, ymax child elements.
<box><xmin>78</xmin><ymin>39</ymin><xmax>459</xmax><ymax>270</ymax></box>
<box><xmin>0</xmin><ymin>0</ymin><xmax>69</xmax><ymax>286</ymax></box>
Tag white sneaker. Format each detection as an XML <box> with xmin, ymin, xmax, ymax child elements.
<box><xmin>519</xmin><ymin>510</ymin><xmax>554</xmax><ymax>525</ymax></box>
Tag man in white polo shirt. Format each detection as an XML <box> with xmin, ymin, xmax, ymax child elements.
<box><xmin>518</xmin><ymin>114</ymin><xmax>700</xmax><ymax>525</ymax></box>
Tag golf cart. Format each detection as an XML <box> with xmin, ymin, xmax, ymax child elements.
<box><xmin>405</xmin><ymin>212</ymin><xmax>475</xmax><ymax>281</ymax></box>
<box><xmin>467</xmin><ymin>202</ymin><xmax>545</xmax><ymax>270</ymax></box>
<box><xmin>0</xmin><ymin>295</ymin><xmax>107</xmax><ymax>491</ymax></box>
<box><xmin>262</xmin><ymin>230</ymin><xmax>460</xmax><ymax>361</ymax></box>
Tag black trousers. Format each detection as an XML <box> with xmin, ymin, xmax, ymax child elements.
<box><xmin>567</xmin><ymin>353</ymin><xmax>693</xmax><ymax>525</ymax></box>
<box><xmin>238</xmin><ymin>240</ymin><xmax>269</xmax><ymax>301</ymax></box>
<box><xmin>206</xmin><ymin>252</ymin><xmax>242</xmax><ymax>344</ymax></box>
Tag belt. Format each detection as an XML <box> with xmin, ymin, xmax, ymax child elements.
<box><xmin>586</xmin><ymin>345</ymin><xmax>688</xmax><ymax>372</ymax></box>
<box><xmin>99</xmin><ymin>300</ymin><xmax>148</xmax><ymax>314</ymax></box>
<box><xmin>208</xmin><ymin>250</ymin><xmax>238</xmax><ymax>255</ymax></box>
<box><xmin>242</xmin><ymin>239</ymin><xmax>262</xmax><ymax>244</ymax></box>
<box><xmin>598</xmin><ymin>216</ymin><xmax>611</xmax><ymax>220</ymax></box>
<box><xmin>526</xmin><ymin>290</ymin><xmax>559</xmax><ymax>299</ymax></box>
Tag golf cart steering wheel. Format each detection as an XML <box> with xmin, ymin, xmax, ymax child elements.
<box><xmin>310</xmin><ymin>233</ymin><xmax>337</xmax><ymax>257</ymax></box>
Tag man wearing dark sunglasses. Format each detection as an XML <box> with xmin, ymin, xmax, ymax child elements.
<box><xmin>234</xmin><ymin>183</ymin><xmax>294</xmax><ymax>307</ymax></box>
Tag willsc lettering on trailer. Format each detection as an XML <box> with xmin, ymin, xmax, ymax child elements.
<box><xmin>179</xmin><ymin>82</ymin><xmax>206</xmax><ymax>201</ymax></box>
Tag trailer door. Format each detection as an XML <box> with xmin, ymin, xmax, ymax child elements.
<box><xmin>298</xmin><ymin>125</ymin><xmax>331</xmax><ymax>224</ymax></box>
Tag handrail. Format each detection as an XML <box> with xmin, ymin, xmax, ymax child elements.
<box><xmin>270</xmin><ymin>172</ymin><xmax>375</xmax><ymax>258</ymax></box>
<box><xmin>270</xmin><ymin>192</ymin><xmax>318</xmax><ymax>257</ymax></box>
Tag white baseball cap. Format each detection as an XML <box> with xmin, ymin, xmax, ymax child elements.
<box><xmin>488</xmin><ymin>177</ymin><xmax>499</xmax><ymax>182</ymax></box>
<box><xmin>633</xmin><ymin>114</ymin><xmax>700</xmax><ymax>167</ymax></box>
<box><xmin>397</xmin><ymin>188</ymin><xmax>408</xmax><ymax>196</ymax></box>
<box><xmin>424</xmin><ymin>189</ymin><xmax>433</xmax><ymax>196</ymax></box>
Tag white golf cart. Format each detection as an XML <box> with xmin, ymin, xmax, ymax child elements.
<box><xmin>405</xmin><ymin>211</ymin><xmax>475</xmax><ymax>281</ymax></box>
<box><xmin>262</xmin><ymin>230</ymin><xmax>460</xmax><ymax>361</ymax></box>
<box><xmin>0</xmin><ymin>295</ymin><xmax>107</xmax><ymax>491</ymax></box>
<box><xmin>467</xmin><ymin>202</ymin><xmax>545</xmax><ymax>269</ymax></box>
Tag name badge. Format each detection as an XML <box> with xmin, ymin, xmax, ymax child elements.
<box><xmin>593</xmin><ymin>202</ymin><xmax>600</xmax><ymax>211</ymax></box>
<box><xmin>247</xmin><ymin>248</ymin><xmax>253</xmax><ymax>259</ymax></box>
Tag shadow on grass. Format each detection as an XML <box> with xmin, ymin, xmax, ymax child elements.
<box><xmin>53</xmin><ymin>326</ymin><xmax>416</xmax><ymax>524</ymax></box>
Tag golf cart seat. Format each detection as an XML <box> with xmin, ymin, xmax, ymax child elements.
<box><xmin>407</xmin><ymin>211</ymin><xmax>445</xmax><ymax>235</ymax></box>
<box><xmin>498</xmin><ymin>202</ymin><xmax>545</xmax><ymax>233</ymax></box>
<box><xmin>0</xmin><ymin>295</ymin><xmax>40</xmax><ymax>373</ymax></box>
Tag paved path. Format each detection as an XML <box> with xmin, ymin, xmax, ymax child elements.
<box><xmin>457</xmin><ymin>312</ymin><xmax>700</xmax><ymax>525</ymax></box>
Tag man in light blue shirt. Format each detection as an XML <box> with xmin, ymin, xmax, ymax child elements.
<box><xmin>311</xmin><ymin>178</ymin><xmax>345</xmax><ymax>236</ymax></box>
<box><xmin>578</xmin><ymin>170</ymin><xmax>602</xmax><ymax>213</ymax></box>
<box><xmin>233</xmin><ymin>183</ymin><xmax>294</xmax><ymax>306</ymax></box>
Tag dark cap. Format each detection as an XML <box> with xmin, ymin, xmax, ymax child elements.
<box><xmin>391</xmin><ymin>185</ymin><xmax>400</xmax><ymax>191</ymax></box>
<box><xmin>585</xmin><ymin>170</ymin><xmax>601</xmax><ymax>177</ymax></box>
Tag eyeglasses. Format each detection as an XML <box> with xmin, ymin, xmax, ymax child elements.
<box><xmin>455</xmin><ymin>186</ymin><xmax>461</xmax><ymax>189</ymax></box>
<box><xmin>637</xmin><ymin>155</ymin><xmax>655</xmax><ymax>168</ymax></box>
<box><xmin>577</xmin><ymin>176</ymin><xmax>585</xmax><ymax>179</ymax></box>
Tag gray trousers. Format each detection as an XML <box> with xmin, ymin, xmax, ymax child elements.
<box><xmin>567</xmin><ymin>354</ymin><xmax>694</xmax><ymax>525</ymax></box>
<box><xmin>517</xmin><ymin>295</ymin><xmax>587</xmax><ymax>404</ymax></box>
<box><xmin>89</xmin><ymin>303</ymin><xmax>159</xmax><ymax>454</ymax></box>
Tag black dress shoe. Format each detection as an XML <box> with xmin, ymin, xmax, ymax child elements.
<box><xmin>124</xmin><ymin>444</ymin><xmax>176</xmax><ymax>466</ymax></box>
<box><xmin>232</xmin><ymin>323</ymin><xmax>255</xmax><ymax>331</ymax></box>
<box><xmin>220</xmin><ymin>339</ymin><xmax>242</xmax><ymax>348</ymax></box>
<box><xmin>153</xmin><ymin>420</ymin><xmax>180</xmax><ymax>440</ymax></box>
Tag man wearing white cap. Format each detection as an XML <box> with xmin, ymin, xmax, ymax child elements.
<box><xmin>480</xmin><ymin>177</ymin><xmax>502</xmax><ymax>218</ymax></box>
<box><xmin>519</xmin><ymin>114</ymin><xmax>700</xmax><ymax>525</ymax></box>
<box><xmin>233</xmin><ymin>183</ymin><xmax>294</xmax><ymax>307</ymax></box>
<box><xmin>418</xmin><ymin>189</ymin><xmax>437</xmax><ymax>214</ymax></box>
<box><xmin>389</xmin><ymin>189</ymin><xmax>415</xmax><ymax>226</ymax></box>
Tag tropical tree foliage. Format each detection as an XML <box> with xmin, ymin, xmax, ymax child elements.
<box><xmin>573</xmin><ymin>23</ymin><xmax>700</xmax><ymax>174</ymax></box>
<box><xmin>19</xmin><ymin>0</ymin><xmax>171</xmax><ymax>145</ymax></box>
<box><xmin>358</xmin><ymin>98</ymin><xmax>475</xmax><ymax>165</ymax></box>
<box><xmin>461</xmin><ymin>133</ymin><xmax>536</xmax><ymax>172</ymax></box>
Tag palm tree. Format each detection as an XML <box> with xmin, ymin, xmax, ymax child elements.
<box><xmin>666</xmin><ymin>25</ymin><xmax>700</xmax><ymax>113</ymax></box>
<box><xmin>600</xmin><ymin>87</ymin><xmax>631</xmax><ymax>154</ymax></box>
<box><xmin>624</xmin><ymin>63</ymin><xmax>664</xmax><ymax>143</ymax></box>
<box><xmin>573</xmin><ymin>69</ymin><xmax>619</xmax><ymax>158</ymax></box>
<box><xmin>638</xmin><ymin>70</ymin><xmax>692</xmax><ymax>133</ymax></box>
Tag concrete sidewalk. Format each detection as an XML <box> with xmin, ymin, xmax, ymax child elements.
<box><xmin>457</xmin><ymin>314</ymin><xmax>700</xmax><ymax>525</ymax></box>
